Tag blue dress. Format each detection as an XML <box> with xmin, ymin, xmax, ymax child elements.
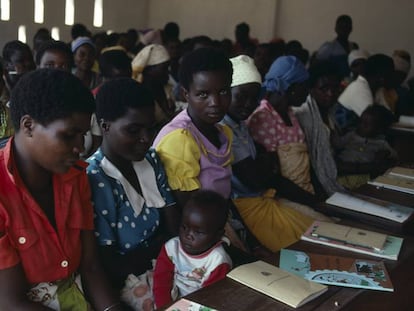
<box><xmin>87</xmin><ymin>148</ymin><xmax>175</xmax><ymax>254</ymax></box>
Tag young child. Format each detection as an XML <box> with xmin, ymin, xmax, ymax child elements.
<box><xmin>335</xmin><ymin>105</ymin><xmax>397</xmax><ymax>188</ymax></box>
<box><xmin>153</xmin><ymin>190</ymin><xmax>232</xmax><ymax>308</ymax></box>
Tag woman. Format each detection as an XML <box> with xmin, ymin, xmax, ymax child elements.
<box><xmin>72</xmin><ymin>36</ymin><xmax>101</xmax><ymax>89</ymax></box>
<box><xmin>132</xmin><ymin>44</ymin><xmax>176</xmax><ymax>128</ymax></box>
<box><xmin>0</xmin><ymin>69</ymin><xmax>122</xmax><ymax>310</ymax></box>
<box><xmin>294</xmin><ymin>61</ymin><xmax>345</xmax><ymax>196</ymax></box>
<box><xmin>86</xmin><ymin>78</ymin><xmax>179</xmax><ymax>298</ymax></box>
<box><xmin>248</xmin><ymin>55</ymin><xmax>314</xmax><ymax>194</ymax></box>
<box><xmin>223</xmin><ymin>55</ymin><xmax>328</xmax><ymax>252</ymax></box>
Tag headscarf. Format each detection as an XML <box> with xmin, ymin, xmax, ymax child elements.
<box><xmin>131</xmin><ymin>44</ymin><xmax>170</xmax><ymax>82</ymax></box>
<box><xmin>393</xmin><ymin>50</ymin><xmax>411</xmax><ymax>74</ymax></box>
<box><xmin>230</xmin><ymin>55</ymin><xmax>262</xmax><ymax>87</ymax></box>
<box><xmin>263</xmin><ymin>56</ymin><xmax>308</xmax><ymax>93</ymax></box>
<box><xmin>71</xmin><ymin>36</ymin><xmax>95</xmax><ymax>53</ymax></box>
<box><xmin>348</xmin><ymin>49</ymin><xmax>369</xmax><ymax>66</ymax></box>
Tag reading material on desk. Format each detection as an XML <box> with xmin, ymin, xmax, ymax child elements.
<box><xmin>226</xmin><ymin>260</ymin><xmax>328</xmax><ymax>308</ymax></box>
<box><xmin>279</xmin><ymin>249</ymin><xmax>394</xmax><ymax>292</ymax></box>
<box><xmin>368</xmin><ymin>167</ymin><xmax>414</xmax><ymax>195</ymax></box>
<box><xmin>301</xmin><ymin>221</ymin><xmax>404</xmax><ymax>260</ymax></box>
<box><xmin>165</xmin><ymin>298</ymin><xmax>216</xmax><ymax>311</ymax></box>
<box><xmin>325</xmin><ymin>192</ymin><xmax>414</xmax><ymax>223</ymax></box>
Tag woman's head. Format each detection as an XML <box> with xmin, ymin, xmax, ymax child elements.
<box><xmin>179</xmin><ymin>190</ymin><xmax>228</xmax><ymax>255</ymax></box>
<box><xmin>71</xmin><ymin>36</ymin><xmax>96</xmax><ymax>72</ymax></box>
<box><xmin>131</xmin><ymin>44</ymin><xmax>170</xmax><ymax>84</ymax></box>
<box><xmin>96</xmin><ymin>78</ymin><xmax>156</xmax><ymax>161</ymax></box>
<box><xmin>179</xmin><ymin>48</ymin><xmax>233</xmax><ymax>126</ymax></box>
<box><xmin>263</xmin><ymin>55</ymin><xmax>309</xmax><ymax>106</ymax></box>
<box><xmin>229</xmin><ymin>55</ymin><xmax>262</xmax><ymax>122</ymax></box>
<box><xmin>36</xmin><ymin>40</ymin><xmax>73</xmax><ymax>71</ymax></box>
<box><xmin>99</xmin><ymin>49</ymin><xmax>132</xmax><ymax>80</ymax></box>
<box><xmin>309</xmin><ymin>61</ymin><xmax>342</xmax><ymax>111</ymax></box>
<box><xmin>10</xmin><ymin>69</ymin><xmax>95</xmax><ymax>173</ymax></box>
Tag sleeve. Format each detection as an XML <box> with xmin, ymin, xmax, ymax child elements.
<box><xmin>316</xmin><ymin>41</ymin><xmax>332</xmax><ymax>60</ymax></box>
<box><xmin>153</xmin><ymin>245</ymin><xmax>175</xmax><ymax>308</ymax></box>
<box><xmin>147</xmin><ymin>150</ymin><xmax>176</xmax><ymax>207</ymax></box>
<box><xmin>0</xmin><ymin>211</ymin><xmax>20</xmax><ymax>269</ymax></box>
<box><xmin>86</xmin><ymin>166</ymin><xmax>116</xmax><ymax>246</ymax></box>
<box><xmin>247</xmin><ymin>109</ymin><xmax>274</xmax><ymax>151</ymax></box>
<box><xmin>90</xmin><ymin>113</ymin><xmax>102</xmax><ymax>136</ymax></box>
<box><xmin>202</xmin><ymin>263</ymin><xmax>231</xmax><ymax>288</ymax></box>
<box><xmin>155</xmin><ymin>129</ymin><xmax>202</xmax><ymax>192</ymax></box>
<box><xmin>78</xmin><ymin>171</ymin><xmax>94</xmax><ymax>230</ymax></box>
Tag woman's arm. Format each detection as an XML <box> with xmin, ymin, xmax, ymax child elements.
<box><xmin>79</xmin><ymin>230</ymin><xmax>123</xmax><ymax>311</ymax></box>
<box><xmin>0</xmin><ymin>264</ymin><xmax>52</xmax><ymax>310</ymax></box>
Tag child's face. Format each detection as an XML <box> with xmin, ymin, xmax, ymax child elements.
<box><xmin>184</xmin><ymin>71</ymin><xmax>231</xmax><ymax>127</ymax></box>
<box><xmin>39</xmin><ymin>50</ymin><xmax>72</xmax><ymax>72</ymax></box>
<box><xmin>229</xmin><ymin>83</ymin><xmax>261</xmax><ymax>122</ymax></box>
<box><xmin>179</xmin><ymin>204</ymin><xmax>222</xmax><ymax>255</ymax></box>
<box><xmin>357</xmin><ymin>112</ymin><xmax>380</xmax><ymax>138</ymax></box>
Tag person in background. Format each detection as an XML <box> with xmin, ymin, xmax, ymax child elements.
<box><xmin>2</xmin><ymin>40</ymin><xmax>36</xmax><ymax>91</ymax></box>
<box><xmin>132</xmin><ymin>44</ymin><xmax>176</xmax><ymax>129</ymax></box>
<box><xmin>294</xmin><ymin>61</ymin><xmax>345</xmax><ymax>197</ymax></box>
<box><xmin>248</xmin><ymin>56</ymin><xmax>315</xmax><ymax>194</ymax></box>
<box><xmin>316</xmin><ymin>15</ymin><xmax>358</xmax><ymax>77</ymax></box>
<box><xmin>223</xmin><ymin>55</ymin><xmax>327</xmax><ymax>253</ymax></box>
<box><xmin>35</xmin><ymin>40</ymin><xmax>73</xmax><ymax>71</ymax></box>
<box><xmin>347</xmin><ymin>49</ymin><xmax>369</xmax><ymax>83</ymax></box>
<box><xmin>71</xmin><ymin>36</ymin><xmax>101</xmax><ymax>89</ymax></box>
<box><xmin>392</xmin><ymin>50</ymin><xmax>414</xmax><ymax>116</ymax></box>
<box><xmin>0</xmin><ymin>69</ymin><xmax>123</xmax><ymax>310</ymax></box>
<box><xmin>87</xmin><ymin>78</ymin><xmax>179</xmax><ymax>303</ymax></box>
<box><xmin>162</xmin><ymin>22</ymin><xmax>180</xmax><ymax>45</ymax></box>
<box><xmin>334</xmin><ymin>105</ymin><xmax>397</xmax><ymax>189</ymax></box>
<box><xmin>153</xmin><ymin>190</ymin><xmax>232</xmax><ymax>308</ymax></box>
<box><xmin>0</xmin><ymin>61</ymin><xmax>13</xmax><ymax>144</ymax></box>
<box><xmin>32</xmin><ymin>27</ymin><xmax>52</xmax><ymax>59</ymax></box>
<box><xmin>254</xmin><ymin>42</ymin><xmax>284</xmax><ymax>80</ymax></box>
<box><xmin>71</xmin><ymin>23</ymin><xmax>90</xmax><ymax>42</ymax></box>
<box><xmin>336</xmin><ymin>54</ymin><xmax>395</xmax><ymax>131</ymax></box>
<box><xmin>233</xmin><ymin>22</ymin><xmax>258</xmax><ymax>57</ymax></box>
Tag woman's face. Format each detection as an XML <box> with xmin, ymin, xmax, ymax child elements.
<box><xmin>311</xmin><ymin>75</ymin><xmax>341</xmax><ymax>110</ymax></box>
<box><xmin>184</xmin><ymin>71</ymin><xmax>231</xmax><ymax>127</ymax></box>
<box><xmin>103</xmin><ymin>106</ymin><xmax>156</xmax><ymax>162</ymax></box>
<box><xmin>229</xmin><ymin>83</ymin><xmax>261</xmax><ymax>122</ymax></box>
<box><xmin>74</xmin><ymin>44</ymin><xmax>95</xmax><ymax>71</ymax></box>
<box><xmin>287</xmin><ymin>81</ymin><xmax>309</xmax><ymax>107</ymax></box>
<box><xmin>4</xmin><ymin>49</ymin><xmax>36</xmax><ymax>90</ymax></box>
<box><xmin>39</xmin><ymin>50</ymin><xmax>72</xmax><ymax>72</ymax></box>
<box><xmin>27</xmin><ymin>112</ymin><xmax>91</xmax><ymax>174</ymax></box>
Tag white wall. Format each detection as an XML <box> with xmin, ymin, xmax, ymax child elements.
<box><xmin>147</xmin><ymin>0</ymin><xmax>278</xmax><ymax>42</ymax></box>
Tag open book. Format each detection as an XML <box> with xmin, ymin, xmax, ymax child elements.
<box><xmin>227</xmin><ymin>260</ymin><xmax>327</xmax><ymax>308</ymax></box>
<box><xmin>165</xmin><ymin>298</ymin><xmax>216</xmax><ymax>311</ymax></box>
<box><xmin>326</xmin><ymin>192</ymin><xmax>414</xmax><ymax>223</ymax></box>
<box><xmin>368</xmin><ymin>167</ymin><xmax>414</xmax><ymax>195</ymax></box>
<box><xmin>301</xmin><ymin>221</ymin><xmax>403</xmax><ymax>260</ymax></box>
<box><xmin>280</xmin><ymin>249</ymin><xmax>394</xmax><ymax>292</ymax></box>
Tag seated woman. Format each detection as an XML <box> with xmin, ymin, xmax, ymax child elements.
<box><xmin>247</xmin><ymin>55</ymin><xmax>315</xmax><ymax>194</ymax></box>
<box><xmin>35</xmin><ymin>40</ymin><xmax>73</xmax><ymax>71</ymax></box>
<box><xmin>86</xmin><ymin>78</ymin><xmax>179</xmax><ymax>297</ymax></box>
<box><xmin>223</xmin><ymin>55</ymin><xmax>329</xmax><ymax>252</ymax></box>
<box><xmin>294</xmin><ymin>61</ymin><xmax>345</xmax><ymax>197</ymax></box>
<box><xmin>132</xmin><ymin>44</ymin><xmax>176</xmax><ymax>129</ymax></box>
<box><xmin>153</xmin><ymin>48</ymin><xmax>253</xmax><ymax>253</ymax></box>
<box><xmin>0</xmin><ymin>69</ymin><xmax>122</xmax><ymax>310</ymax></box>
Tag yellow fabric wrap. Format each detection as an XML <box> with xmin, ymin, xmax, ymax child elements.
<box><xmin>233</xmin><ymin>189</ymin><xmax>314</xmax><ymax>252</ymax></box>
<box><xmin>277</xmin><ymin>142</ymin><xmax>314</xmax><ymax>193</ymax></box>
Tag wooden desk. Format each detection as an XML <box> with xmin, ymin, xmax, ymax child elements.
<box><xmin>387</xmin><ymin>127</ymin><xmax>414</xmax><ymax>165</ymax></box>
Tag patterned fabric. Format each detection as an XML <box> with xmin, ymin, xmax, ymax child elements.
<box><xmin>0</xmin><ymin>88</ymin><xmax>13</xmax><ymax>139</ymax></box>
<box><xmin>248</xmin><ymin>99</ymin><xmax>305</xmax><ymax>152</ymax></box>
<box><xmin>153</xmin><ymin>109</ymin><xmax>233</xmax><ymax>198</ymax></box>
<box><xmin>0</xmin><ymin>138</ymin><xmax>94</xmax><ymax>284</ymax></box>
<box><xmin>86</xmin><ymin>148</ymin><xmax>175</xmax><ymax>254</ymax></box>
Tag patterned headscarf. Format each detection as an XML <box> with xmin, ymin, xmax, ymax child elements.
<box><xmin>263</xmin><ymin>56</ymin><xmax>309</xmax><ymax>93</ymax></box>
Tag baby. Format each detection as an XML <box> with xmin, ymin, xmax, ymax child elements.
<box><xmin>153</xmin><ymin>190</ymin><xmax>232</xmax><ymax>308</ymax></box>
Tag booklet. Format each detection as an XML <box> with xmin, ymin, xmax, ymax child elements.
<box><xmin>165</xmin><ymin>298</ymin><xmax>217</xmax><ymax>311</ymax></box>
<box><xmin>387</xmin><ymin>166</ymin><xmax>414</xmax><ymax>181</ymax></box>
<box><xmin>226</xmin><ymin>260</ymin><xmax>328</xmax><ymax>308</ymax></box>
<box><xmin>368</xmin><ymin>175</ymin><xmax>414</xmax><ymax>195</ymax></box>
<box><xmin>325</xmin><ymin>192</ymin><xmax>413</xmax><ymax>223</ymax></box>
<box><xmin>301</xmin><ymin>221</ymin><xmax>404</xmax><ymax>260</ymax></box>
<box><xmin>279</xmin><ymin>249</ymin><xmax>394</xmax><ymax>292</ymax></box>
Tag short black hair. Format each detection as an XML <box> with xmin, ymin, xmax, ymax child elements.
<box><xmin>186</xmin><ymin>190</ymin><xmax>229</xmax><ymax>229</ymax></box>
<box><xmin>35</xmin><ymin>40</ymin><xmax>73</xmax><ymax>66</ymax></box>
<box><xmin>362</xmin><ymin>104</ymin><xmax>395</xmax><ymax>131</ymax></box>
<box><xmin>2</xmin><ymin>40</ymin><xmax>32</xmax><ymax>63</ymax></box>
<box><xmin>336</xmin><ymin>14</ymin><xmax>352</xmax><ymax>25</ymax></box>
<box><xmin>95</xmin><ymin>78</ymin><xmax>154</xmax><ymax>121</ymax></box>
<box><xmin>163</xmin><ymin>22</ymin><xmax>180</xmax><ymax>39</ymax></box>
<box><xmin>71</xmin><ymin>23</ymin><xmax>89</xmax><ymax>40</ymax></box>
<box><xmin>365</xmin><ymin>54</ymin><xmax>394</xmax><ymax>78</ymax></box>
<box><xmin>308</xmin><ymin>60</ymin><xmax>341</xmax><ymax>87</ymax></box>
<box><xmin>98</xmin><ymin>50</ymin><xmax>132</xmax><ymax>79</ymax></box>
<box><xmin>178</xmin><ymin>47</ymin><xmax>233</xmax><ymax>90</ymax></box>
<box><xmin>10</xmin><ymin>69</ymin><xmax>95</xmax><ymax>130</ymax></box>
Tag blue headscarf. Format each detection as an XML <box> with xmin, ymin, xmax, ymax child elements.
<box><xmin>263</xmin><ymin>56</ymin><xmax>309</xmax><ymax>93</ymax></box>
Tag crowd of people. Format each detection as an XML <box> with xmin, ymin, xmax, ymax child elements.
<box><xmin>0</xmin><ymin>15</ymin><xmax>412</xmax><ymax>310</ymax></box>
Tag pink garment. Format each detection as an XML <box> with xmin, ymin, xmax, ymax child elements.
<box><xmin>247</xmin><ymin>99</ymin><xmax>305</xmax><ymax>152</ymax></box>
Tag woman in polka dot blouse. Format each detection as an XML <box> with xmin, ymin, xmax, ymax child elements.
<box><xmin>87</xmin><ymin>78</ymin><xmax>179</xmax><ymax>293</ymax></box>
